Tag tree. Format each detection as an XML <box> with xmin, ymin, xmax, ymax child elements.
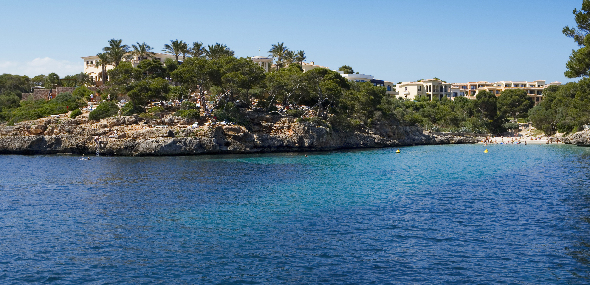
<box><xmin>106</xmin><ymin>61</ymin><xmax>139</xmax><ymax>96</ymax></box>
<box><xmin>268</xmin><ymin>42</ymin><xmax>288</xmax><ymax>70</ymax></box>
<box><xmin>294</xmin><ymin>50</ymin><xmax>306</xmax><ymax>66</ymax></box>
<box><xmin>475</xmin><ymin>90</ymin><xmax>505</xmax><ymax>133</ymax></box>
<box><xmin>338</xmin><ymin>65</ymin><xmax>354</xmax><ymax>74</ymax></box>
<box><xmin>136</xmin><ymin>58</ymin><xmax>167</xmax><ymax>79</ymax></box>
<box><xmin>304</xmin><ymin>68</ymin><xmax>350</xmax><ymax>117</ymax></box>
<box><xmin>218</xmin><ymin>57</ymin><xmax>266</xmax><ymax>104</ymax></box>
<box><xmin>563</xmin><ymin>0</ymin><xmax>590</xmax><ymax>78</ymax></box>
<box><xmin>89</xmin><ymin>101</ymin><xmax>119</xmax><ymax>120</ymax></box>
<box><xmin>265</xmin><ymin>65</ymin><xmax>307</xmax><ymax>108</ymax></box>
<box><xmin>205</xmin><ymin>43</ymin><xmax>234</xmax><ymax>60</ymax></box>
<box><xmin>172</xmin><ymin>57</ymin><xmax>214</xmax><ymax>113</ymax></box>
<box><xmin>163</xmin><ymin>39</ymin><xmax>187</xmax><ymax>63</ymax></box>
<box><xmin>0</xmin><ymin>74</ymin><xmax>32</xmax><ymax>95</ymax></box>
<box><xmin>126</xmin><ymin>78</ymin><xmax>170</xmax><ymax>106</ymax></box>
<box><xmin>497</xmin><ymin>89</ymin><xmax>534</xmax><ymax>120</ymax></box>
<box><xmin>189</xmin><ymin>42</ymin><xmax>206</xmax><ymax>58</ymax></box>
<box><xmin>283</xmin><ymin>50</ymin><xmax>295</xmax><ymax>66</ymax></box>
<box><xmin>95</xmin><ymin>52</ymin><xmax>110</xmax><ymax>83</ymax></box>
<box><xmin>131</xmin><ymin>42</ymin><xmax>154</xmax><ymax>61</ymax></box>
<box><xmin>31</xmin><ymin>75</ymin><xmax>46</xmax><ymax>87</ymax></box>
<box><xmin>529</xmin><ymin>80</ymin><xmax>590</xmax><ymax>134</ymax></box>
<box><xmin>340</xmin><ymin>81</ymin><xmax>386</xmax><ymax>125</ymax></box>
<box><xmin>103</xmin><ymin>39</ymin><xmax>129</xmax><ymax>67</ymax></box>
<box><xmin>45</xmin><ymin>73</ymin><xmax>60</xmax><ymax>89</ymax></box>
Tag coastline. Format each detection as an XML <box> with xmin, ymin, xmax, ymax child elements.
<box><xmin>0</xmin><ymin>112</ymin><xmax>481</xmax><ymax>156</ymax></box>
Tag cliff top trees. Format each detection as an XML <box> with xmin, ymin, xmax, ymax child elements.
<box><xmin>189</xmin><ymin>42</ymin><xmax>206</xmax><ymax>58</ymax></box>
<box><xmin>205</xmin><ymin>43</ymin><xmax>234</xmax><ymax>60</ymax></box>
<box><xmin>103</xmin><ymin>39</ymin><xmax>129</xmax><ymax>67</ymax></box>
<box><xmin>268</xmin><ymin>43</ymin><xmax>305</xmax><ymax>70</ymax></box>
<box><xmin>269</xmin><ymin>42</ymin><xmax>287</xmax><ymax>70</ymax></box>
<box><xmin>564</xmin><ymin>0</ymin><xmax>590</xmax><ymax>78</ymax></box>
<box><xmin>163</xmin><ymin>39</ymin><xmax>188</xmax><ymax>63</ymax></box>
<box><xmin>131</xmin><ymin>42</ymin><xmax>155</xmax><ymax>61</ymax></box>
<box><xmin>95</xmin><ymin>52</ymin><xmax>110</xmax><ymax>83</ymax></box>
<box><xmin>338</xmin><ymin>65</ymin><xmax>354</xmax><ymax>74</ymax></box>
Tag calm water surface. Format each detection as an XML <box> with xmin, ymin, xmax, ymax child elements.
<box><xmin>1</xmin><ymin>144</ymin><xmax>590</xmax><ymax>284</ymax></box>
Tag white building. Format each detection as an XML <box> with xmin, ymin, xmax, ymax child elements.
<box><xmin>81</xmin><ymin>53</ymin><xmax>176</xmax><ymax>84</ymax></box>
<box><xmin>452</xmin><ymin>80</ymin><xmax>562</xmax><ymax>104</ymax></box>
<box><xmin>395</xmin><ymin>79</ymin><xmax>452</xmax><ymax>100</ymax></box>
<box><xmin>250</xmin><ymin>56</ymin><xmax>273</xmax><ymax>72</ymax></box>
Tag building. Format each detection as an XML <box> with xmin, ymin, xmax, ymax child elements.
<box><xmin>301</xmin><ymin>61</ymin><xmax>331</xmax><ymax>72</ymax></box>
<box><xmin>81</xmin><ymin>53</ymin><xmax>176</xmax><ymax>84</ymax></box>
<box><xmin>453</xmin><ymin>80</ymin><xmax>562</xmax><ymax>104</ymax></box>
<box><xmin>250</xmin><ymin>56</ymin><xmax>273</xmax><ymax>72</ymax></box>
<box><xmin>395</xmin><ymin>79</ymin><xmax>452</xmax><ymax>100</ymax></box>
<box><xmin>451</xmin><ymin>81</ymin><xmax>495</xmax><ymax>98</ymax></box>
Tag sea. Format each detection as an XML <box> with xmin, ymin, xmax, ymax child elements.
<box><xmin>1</xmin><ymin>144</ymin><xmax>590</xmax><ymax>284</ymax></box>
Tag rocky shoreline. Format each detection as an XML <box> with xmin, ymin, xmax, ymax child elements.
<box><xmin>563</xmin><ymin>129</ymin><xmax>590</xmax><ymax>146</ymax></box>
<box><xmin>0</xmin><ymin>112</ymin><xmax>481</xmax><ymax>156</ymax></box>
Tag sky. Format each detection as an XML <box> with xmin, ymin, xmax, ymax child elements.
<box><xmin>0</xmin><ymin>0</ymin><xmax>584</xmax><ymax>84</ymax></box>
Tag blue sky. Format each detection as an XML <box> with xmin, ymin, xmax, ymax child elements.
<box><xmin>0</xmin><ymin>0</ymin><xmax>583</xmax><ymax>84</ymax></box>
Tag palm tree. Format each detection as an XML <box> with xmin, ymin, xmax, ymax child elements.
<box><xmin>283</xmin><ymin>50</ymin><xmax>295</xmax><ymax>66</ymax></box>
<box><xmin>189</xmin><ymin>42</ymin><xmax>206</xmax><ymax>58</ymax></box>
<box><xmin>268</xmin><ymin>42</ymin><xmax>288</xmax><ymax>70</ymax></box>
<box><xmin>103</xmin><ymin>39</ymin><xmax>129</xmax><ymax>67</ymax></box>
<box><xmin>294</xmin><ymin>50</ymin><xmax>306</xmax><ymax>66</ymax></box>
<box><xmin>131</xmin><ymin>42</ymin><xmax>154</xmax><ymax>61</ymax></box>
<box><xmin>205</xmin><ymin>43</ymin><xmax>235</xmax><ymax>60</ymax></box>
<box><xmin>94</xmin><ymin>52</ymin><xmax>110</xmax><ymax>83</ymax></box>
<box><xmin>163</xmin><ymin>39</ymin><xmax>187</xmax><ymax>63</ymax></box>
<box><xmin>180</xmin><ymin>41</ymin><xmax>189</xmax><ymax>62</ymax></box>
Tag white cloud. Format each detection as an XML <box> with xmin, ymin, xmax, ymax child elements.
<box><xmin>0</xmin><ymin>57</ymin><xmax>83</xmax><ymax>77</ymax></box>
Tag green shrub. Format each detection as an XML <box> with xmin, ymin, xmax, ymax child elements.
<box><xmin>2</xmin><ymin>92</ymin><xmax>85</xmax><ymax>124</ymax></box>
<box><xmin>286</xmin><ymin>109</ymin><xmax>304</xmax><ymax>118</ymax></box>
<box><xmin>147</xmin><ymin>106</ymin><xmax>165</xmax><ymax>113</ymax></box>
<box><xmin>174</xmin><ymin>109</ymin><xmax>200</xmax><ymax>119</ymax></box>
<box><xmin>214</xmin><ymin>101</ymin><xmax>249</xmax><ymax>127</ymax></box>
<box><xmin>180</xmin><ymin>100</ymin><xmax>198</xmax><ymax>110</ymax></box>
<box><xmin>120</xmin><ymin>102</ymin><xmax>145</xmax><ymax>116</ymax></box>
<box><xmin>89</xmin><ymin>101</ymin><xmax>119</xmax><ymax>121</ymax></box>
<box><xmin>502</xmin><ymin>122</ymin><xmax>519</xmax><ymax>130</ymax></box>
<box><xmin>139</xmin><ymin>112</ymin><xmax>156</xmax><ymax>119</ymax></box>
<box><xmin>72</xmin><ymin>86</ymin><xmax>93</xmax><ymax>101</ymax></box>
<box><xmin>70</xmin><ymin>108</ymin><xmax>82</xmax><ymax>118</ymax></box>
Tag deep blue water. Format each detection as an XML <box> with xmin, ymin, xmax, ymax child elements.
<box><xmin>1</xmin><ymin>144</ymin><xmax>590</xmax><ymax>284</ymax></box>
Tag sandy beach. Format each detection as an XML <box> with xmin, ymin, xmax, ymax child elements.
<box><xmin>478</xmin><ymin>136</ymin><xmax>565</xmax><ymax>145</ymax></box>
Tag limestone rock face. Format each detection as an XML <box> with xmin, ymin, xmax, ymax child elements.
<box><xmin>564</xmin><ymin>130</ymin><xmax>590</xmax><ymax>146</ymax></box>
<box><xmin>0</xmin><ymin>115</ymin><xmax>480</xmax><ymax>156</ymax></box>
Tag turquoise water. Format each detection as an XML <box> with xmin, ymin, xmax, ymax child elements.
<box><xmin>1</xmin><ymin>144</ymin><xmax>590</xmax><ymax>283</ymax></box>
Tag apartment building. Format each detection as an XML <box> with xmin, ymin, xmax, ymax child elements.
<box><xmin>455</xmin><ymin>80</ymin><xmax>562</xmax><ymax>104</ymax></box>
<box><xmin>395</xmin><ymin>79</ymin><xmax>452</xmax><ymax>100</ymax></box>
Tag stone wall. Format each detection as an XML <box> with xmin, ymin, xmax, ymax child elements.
<box><xmin>56</xmin><ymin>87</ymin><xmax>76</xmax><ymax>94</ymax></box>
<box><xmin>21</xmin><ymin>89</ymin><xmax>50</xmax><ymax>101</ymax></box>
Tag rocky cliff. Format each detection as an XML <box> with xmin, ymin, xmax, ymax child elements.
<box><xmin>0</xmin><ymin>113</ymin><xmax>480</xmax><ymax>156</ymax></box>
<box><xmin>564</xmin><ymin>129</ymin><xmax>590</xmax><ymax>146</ymax></box>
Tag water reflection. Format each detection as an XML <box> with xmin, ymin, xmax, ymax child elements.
<box><xmin>564</xmin><ymin>149</ymin><xmax>590</xmax><ymax>281</ymax></box>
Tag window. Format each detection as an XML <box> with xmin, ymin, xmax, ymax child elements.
<box><xmin>418</xmin><ymin>86</ymin><xmax>422</xmax><ymax>91</ymax></box>
<box><xmin>387</xmin><ymin>86</ymin><xmax>391</xmax><ymax>91</ymax></box>
<box><xmin>405</xmin><ymin>87</ymin><xmax>407</xmax><ymax>91</ymax></box>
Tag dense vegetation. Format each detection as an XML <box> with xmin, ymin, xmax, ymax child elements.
<box><xmin>5</xmin><ymin>0</ymin><xmax>590</xmax><ymax>137</ymax></box>
<box><xmin>0</xmin><ymin>40</ymin><xmax>536</xmax><ymax>134</ymax></box>
<box><xmin>527</xmin><ymin>0</ymin><xmax>590</xmax><ymax>135</ymax></box>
